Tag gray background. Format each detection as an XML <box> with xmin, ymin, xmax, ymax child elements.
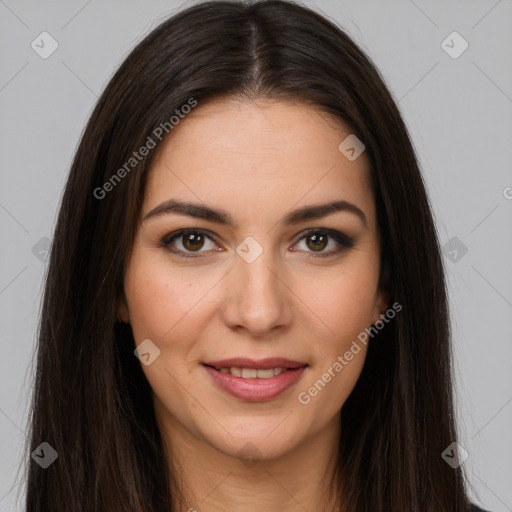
<box><xmin>1</xmin><ymin>0</ymin><xmax>511</xmax><ymax>510</ymax></box>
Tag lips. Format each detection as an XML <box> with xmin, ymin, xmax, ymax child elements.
<box><xmin>201</xmin><ymin>357</ymin><xmax>308</xmax><ymax>402</ymax></box>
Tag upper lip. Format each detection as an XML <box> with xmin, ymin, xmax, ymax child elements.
<box><xmin>202</xmin><ymin>357</ymin><xmax>308</xmax><ymax>370</ymax></box>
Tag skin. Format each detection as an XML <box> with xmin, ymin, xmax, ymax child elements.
<box><xmin>119</xmin><ymin>97</ymin><xmax>387</xmax><ymax>511</ymax></box>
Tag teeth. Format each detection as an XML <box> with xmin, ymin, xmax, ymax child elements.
<box><xmin>254</xmin><ymin>368</ymin><xmax>274</xmax><ymax>378</ymax></box>
<box><xmin>217</xmin><ymin>367</ymin><xmax>286</xmax><ymax>378</ymax></box>
<box><xmin>230</xmin><ymin>367</ymin><xmax>242</xmax><ymax>377</ymax></box>
<box><xmin>241</xmin><ymin>368</ymin><xmax>257</xmax><ymax>378</ymax></box>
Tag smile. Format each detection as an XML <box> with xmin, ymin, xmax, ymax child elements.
<box><xmin>214</xmin><ymin>367</ymin><xmax>287</xmax><ymax>378</ymax></box>
<box><xmin>201</xmin><ymin>357</ymin><xmax>308</xmax><ymax>402</ymax></box>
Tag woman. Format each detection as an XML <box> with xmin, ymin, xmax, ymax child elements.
<box><xmin>24</xmin><ymin>0</ymin><xmax>490</xmax><ymax>510</ymax></box>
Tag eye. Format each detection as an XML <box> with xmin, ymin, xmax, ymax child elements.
<box><xmin>161</xmin><ymin>229</ymin><xmax>220</xmax><ymax>258</ymax></box>
<box><xmin>161</xmin><ymin>228</ymin><xmax>354</xmax><ymax>259</ymax></box>
<box><xmin>292</xmin><ymin>229</ymin><xmax>354</xmax><ymax>258</ymax></box>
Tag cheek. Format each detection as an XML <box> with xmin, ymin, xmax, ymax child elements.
<box><xmin>298</xmin><ymin>261</ymin><xmax>380</xmax><ymax>349</ymax></box>
<box><xmin>123</xmin><ymin>259</ymin><xmax>216</xmax><ymax>423</ymax></box>
<box><xmin>297</xmin><ymin>259</ymin><xmax>378</xmax><ymax>412</ymax></box>
<box><xmin>126</xmin><ymin>275</ymin><xmax>178</xmax><ymax>342</ymax></box>
<box><xmin>124</xmin><ymin>257</ymin><xmax>217</xmax><ymax>344</ymax></box>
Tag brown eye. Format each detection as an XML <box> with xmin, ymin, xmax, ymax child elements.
<box><xmin>305</xmin><ymin>233</ymin><xmax>328</xmax><ymax>252</ymax></box>
<box><xmin>162</xmin><ymin>229</ymin><xmax>219</xmax><ymax>257</ymax></box>
<box><xmin>294</xmin><ymin>229</ymin><xmax>354</xmax><ymax>258</ymax></box>
<box><xmin>182</xmin><ymin>232</ymin><xmax>205</xmax><ymax>251</ymax></box>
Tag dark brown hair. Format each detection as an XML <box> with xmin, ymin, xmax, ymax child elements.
<box><xmin>24</xmin><ymin>0</ymin><xmax>471</xmax><ymax>510</ymax></box>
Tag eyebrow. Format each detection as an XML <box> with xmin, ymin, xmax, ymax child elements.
<box><xmin>143</xmin><ymin>199</ymin><xmax>367</xmax><ymax>228</ymax></box>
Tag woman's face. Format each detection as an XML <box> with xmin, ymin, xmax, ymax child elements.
<box><xmin>120</xmin><ymin>97</ymin><xmax>387</xmax><ymax>461</ymax></box>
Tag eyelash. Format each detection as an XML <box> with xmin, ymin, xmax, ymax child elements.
<box><xmin>160</xmin><ymin>228</ymin><xmax>354</xmax><ymax>259</ymax></box>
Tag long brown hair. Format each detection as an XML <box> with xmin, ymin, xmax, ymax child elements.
<box><xmin>24</xmin><ymin>0</ymin><xmax>470</xmax><ymax>510</ymax></box>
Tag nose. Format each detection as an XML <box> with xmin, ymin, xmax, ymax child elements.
<box><xmin>220</xmin><ymin>245</ymin><xmax>293</xmax><ymax>338</ymax></box>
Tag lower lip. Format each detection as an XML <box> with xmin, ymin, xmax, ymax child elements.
<box><xmin>202</xmin><ymin>365</ymin><xmax>308</xmax><ymax>402</ymax></box>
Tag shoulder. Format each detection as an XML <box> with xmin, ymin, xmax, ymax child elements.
<box><xmin>469</xmin><ymin>504</ymin><xmax>491</xmax><ymax>512</ymax></box>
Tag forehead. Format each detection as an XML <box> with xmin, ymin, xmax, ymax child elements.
<box><xmin>143</xmin><ymin>97</ymin><xmax>375</xmax><ymax>229</ymax></box>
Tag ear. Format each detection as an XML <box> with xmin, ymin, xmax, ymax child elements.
<box><xmin>371</xmin><ymin>286</ymin><xmax>389</xmax><ymax>325</ymax></box>
<box><xmin>117</xmin><ymin>293</ymin><xmax>130</xmax><ymax>324</ymax></box>
<box><xmin>371</xmin><ymin>256</ymin><xmax>391</xmax><ymax>324</ymax></box>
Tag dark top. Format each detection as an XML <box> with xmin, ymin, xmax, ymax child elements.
<box><xmin>470</xmin><ymin>504</ymin><xmax>490</xmax><ymax>512</ymax></box>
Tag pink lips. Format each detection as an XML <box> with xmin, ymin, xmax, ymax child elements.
<box><xmin>201</xmin><ymin>357</ymin><xmax>308</xmax><ymax>402</ymax></box>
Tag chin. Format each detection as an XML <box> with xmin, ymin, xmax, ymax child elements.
<box><xmin>197</xmin><ymin>417</ymin><xmax>308</xmax><ymax>463</ymax></box>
